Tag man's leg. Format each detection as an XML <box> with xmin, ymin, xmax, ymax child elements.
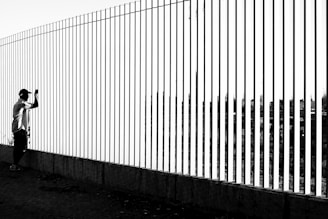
<box><xmin>11</xmin><ymin>130</ymin><xmax>27</xmax><ymax>170</ymax></box>
<box><xmin>13</xmin><ymin>146</ymin><xmax>24</xmax><ymax>165</ymax></box>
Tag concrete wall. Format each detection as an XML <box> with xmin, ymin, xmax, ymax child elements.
<box><xmin>1</xmin><ymin>144</ymin><xmax>328</xmax><ymax>219</ymax></box>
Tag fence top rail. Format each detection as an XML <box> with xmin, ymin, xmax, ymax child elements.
<box><xmin>0</xmin><ymin>0</ymin><xmax>188</xmax><ymax>47</ymax></box>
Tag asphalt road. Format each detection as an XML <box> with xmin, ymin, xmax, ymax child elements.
<box><xmin>0</xmin><ymin>161</ymin><xmax>231</xmax><ymax>219</ymax></box>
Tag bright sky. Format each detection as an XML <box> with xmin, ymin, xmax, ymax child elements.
<box><xmin>0</xmin><ymin>0</ymin><xmax>133</xmax><ymax>39</ymax></box>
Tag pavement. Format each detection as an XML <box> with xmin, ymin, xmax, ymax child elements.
<box><xmin>0</xmin><ymin>161</ymin><xmax>232</xmax><ymax>219</ymax></box>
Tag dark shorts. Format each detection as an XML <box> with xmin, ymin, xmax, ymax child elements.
<box><xmin>14</xmin><ymin>129</ymin><xmax>28</xmax><ymax>151</ymax></box>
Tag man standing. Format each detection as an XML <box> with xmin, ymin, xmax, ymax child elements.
<box><xmin>10</xmin><ymin>89</ymin><xmax>38</xmax><ymax>171</ymax></box>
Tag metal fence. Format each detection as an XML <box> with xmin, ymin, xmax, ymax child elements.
<box><xmin>0</xmin><ymin>0</ymin><xmax>327</xmax><ymax>197</ymax></box>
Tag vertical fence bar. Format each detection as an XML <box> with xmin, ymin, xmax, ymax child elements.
<box><xmin>70</xmin><ymin>19</ymin><xmax>75</xmax><ymax>157</ymax></box>
<box><xmin>294</xmin><ymin>0</ymin><xmax>304</xmax><ymax>193</ymax></box>
<box><xmin>64</xmin><ymin>20</ymin><xmax>67</xmax><ymax>156</ymax></box>
<box><xmin>41</xmin><ymin>27</ymin><xmax>44</xmax><ymax>152</ymax></box>
<box><xmin>66</xmin><ymin>22</ymin><xmax>70</xmax><ymax>155</ymax></box>
<box><xmin>151</xmin><ymin>0</ymin><xmax>156</xmax><ymax>169</ymax></box>
<box><xmin>2</xmin><ymin>38</ymin><xmax>4</xmax><ymax>145</ymax></box>
<box><xmin>49</xmin><ymin>25</ymin><xmax>54</xmax><ymax>153</ymax></box>
<box><xmin>305</xmin><ymin>0</ymin><xmax>315</xmax><ymax>195</ymax></box>
<box><xmin>107</xmin><ymin>10</ymin><xmax>110</xmax><ymax>161</ymax></box>
<box><xmin>273</xmin><ymin>0</ymin><xmax>283</xmax><ymax>190</ymax></box>
<box><xmin>7</xmin><ymin>36</ymin><xmax>9</xmax><ymax>147</ymax></box>
<box><xmin>4</xmin><ymin>36</ymin><xmax>5</xmax><ymax>143</ymax></box>
<box><xmin>204</xmin><ymin>0</ymin><xmax>212</xmax><ymax>179</ymax></box>
<box><xmin>124</xmin><ymin>5</ymin><xmax>128</xmax><ymax>164</ymax></box>
<box><xmin>140</xmin><ymin>0</ymin><xmax>146</xmax><ymax>168</ymax></box>
<box><xmin>60</xmin><ymin>21</ymin><xmax>63</xmax><ymax>155</ymax></box>
<box><xmin>5</xmin><ymin>36</ymin><xmax>7</xmax><ymax>145</ymax></box>
<box><xmin>176</xmin><ymin>0</ymin><xmax>183</xmax><ymax>174</ymax></box>
<box><xmin>102</xmin><ymin>10</ymin><xmax>107</xmax><ymax>162</ymax></box>
<box><xmin>82</xmin><ymin>18</ymin><xmax>87</xmax><ymax>158</ymax></box>
<box><xmin>4</xmin><ymin>36</ymin><xmax>6</xmax><ymax>144</ymax></box>
<box><xmin>196</xmin><ymin>0</ymin><xmax>204</xmax><ymax>178</ymax></box>
<box><xmin>182</xmin><ymin>0</ymin><xmax>191</xmax><ymax>175</ymax></box>
<box><xmin>0</xmin><ymin>41</ymin><xmax>2</xmax><ymax>145</ymax></box>
<box><xmin>51</xmin><ymin>24</ymin><xmax>54</xmax><ymax>153</ymax></box>
<box><xmin>163</xmin><ymin>0</ymin><xmax>169</xmax><ymax>172</ymax></box>
<box><xmin>84</xmin><ymin>15</ymin><xmax>88</xmax><ymax>160</ymax></box>
<box><xmin>315</xmin><ymin>0</ymin><xmax>326</xmax><ymax>197</ymax></box>
<box><xmin>61</xmin><ymin>20</ymin><xmax>65</xmax><ymax>156</ymax></box>
<box><xmin>129</xmin><ymin>3</ymin><xmax>135</xmax><ymax>166</ymax></box>
<box><xmin>75</xmin><ymin>17</ymin><xmax>79</xmax><ymax>158</ymax></box>
<box><xmin>95</xmin><ymin>11</ymin><xmax>101</xmax><ymax>162</ymax></box>
<box><xmin>203</xmin><ymin>1</ymin><xmax>213</xmax><ymax>178</ymax></box>
<box><xmin>136</xmin><ymin>1</ymin><xmax>142</xmax><ymax>167</ymax></box>
<box><xmin>314</xmin><ymin>0</ymin><xmax>322</xmax><ymax>195</ymax></box>
<box><xmin>220</xmin><ymin>0</ymin><xmax>228</xmax><ymax>181</ymax></box>
<box><xmin>147</xmin><ymin>0</ymin><xmax>153</xmax><ymax>169</ymax></box>
<box><xmin>3</xmin><ymin>37</ymin><xmax>5</xmax><ymax>144</ymax></box>
<box><xmin>91</xmin><ymin>14</ymin><xmax>95</xmax><ymax>159</ymax></box>
<box><xmin>254</xmin><ymin>0</ymin><xmax>263</xmax><ymax>187</ymax></box>
<box><xmin>119</xmin><ymin>6</ymin><xmax>124</xmax><ymax>165</ymax></box>
<box><xmin>236</xmin><ymin>0</ymin><xmax>245</xmax><ymax>184</ymax></box>
<box><xmin>212</xmin><ymin>0</ymin><xmax>219</xmax><ymax>180</ymax></box>
<box><xmin>0</xmin><ymin>40</ymin><xmax>2</xmax><ymax>145</ymax></box>
<box><xmin>133</xmin><ymin>2</ymin><xmax>137</xmax><ymax>167</ymax></box>
<box><xmin>1</xmin><ymin>37</ymin><xmax>4</xmax><ymax>143</ymax></box>
<box><xmin>318</xmin><ymin>0</ymin><xmax>327</xmax><ymax>197</ymax></box>
<box><xmin>67</xmin><ymin>21</ymin><xmax>71</xmax><ymax>156</ymax></box>
<box><xmin>170</xmin><ymin>0</ymin><xmax>177</xmax><ymax>174</ymax></box>
<box><xmin>89</xmin><ymin>13</ymin><xmax>93</xmax><ymax>161</ymax></box>
<box><xmin>263</xmin><ymin>0</ymin><xmax>273</xmax><ymax>189</ymax></box>
<box><xmin>157</xmin><ymin>0</ymin><xmax>164</xmax><ymax>171</ymax></box>
<box><xmin>45</xmin><ymin>25</ymin><xmax>49</xmax><ymax>154</ymax></box>
<box><xmin>104</xmin><ymin>10</ymin><xmax>108</xmax><ymax>162</ymax></box>
<box><xmin>37</xmin><ymin>29</ymin><xmax>41</xmax><ymax>152</ymax></box>
<box><xmin>30</xmin><ymin>31</ymin><xmax>34</xmax><ymax>149</ymax></box>
<box><xmin>36</xmin><ymin>28</ymin><xmax>39</xmax><ymax>150</ymax></box>
<box><xmin>44</xmin><ymin>26</ymin><xmax>47</xmax><ymax>153</ymax></box>
<box><xmin>114</xmin><ymin>8</ymin><xmax>119</xmax><ymax>163</ymax></box>
<box><xmin>37</xmin><ymin>26</ymin><xmax>40</xmax><ymax>153</ymax></box>
<box><xmin>227</xmin><ymin>0</ymin><xmax>235</xmax><ymax>182</ymax></box>
<box><xmin>190</xmin><ymin>0</ymin><xmax>197</xmax><ymax>176</ymax></box>
<box><xmin>284</xmin><ymin>0</ymin><xmax>294</xmax><ymax>192</ymax></box>
<box><xmin>5</xmin><ymin>36</ymin><xmax>8</xmax><ymax>146</ymax></box>
<box><xmin>56</xmin><ymin>22</ymin><xmax>60</xmax><ymax>155</ymax></box>
<box><xmin>326</xmin><ymin>0</ymin><xmax>328</xmax><ymax>198</ymax></box>
<box><xmin>119</xmin><ymin>7</ymin><xmax>122</xmax><ymax>164</ymax></box>
<box><xmin>156</xmin><ymin>0</ymin><xmax>160</xmax><ymax>171</ymax></box>
<box><xmin>54</xmin><ymin>23</ymin><xmax>58</xmax><ymax>154</ymax></box>
<box><xmin>98</xmin><ymin>11</ymin><xmax>103</xmax><ymax>161</ymax></box>
<box><xmin>245</xmin><ymin>0</ymin><xmax>254</xmax><ymax>185</ymax></box>
<box><xmin>57</xmin><ymin>22</ymin><xmax>61</xmax><ymax>155</ymax></box>
<box><xmin>0</xmin><ymin>39</ymin><xmax>1</xmax><ymax>142</ymax></box>
<box><xmin>60</xmin><ymin>21</ymin><xmax>63</xmax><ymax>156</ymax></box>
<box><xmin>110</xmin><ymin>8</ymin><xmax>115</xmax><ymax>163</ymax></box>
<box><xmin>168</xmin><ymin>0</ymin><xmax>172</xmax><ymax>173</ymax></box>
<box><xmin>146</xmin><ymin>0</ymin><xmax>152</xmax><ymax>170</ymax></box>
<box><xmin>106</xmin><ymin>9</ymin><xmax>110</xmax><ymax>162</ymax></box>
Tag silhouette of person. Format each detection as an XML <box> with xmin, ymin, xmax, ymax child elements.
<box><xmin>10</xmin><ymin>89</ymin><xmax>38</xmax><ymax>171</ymax></box>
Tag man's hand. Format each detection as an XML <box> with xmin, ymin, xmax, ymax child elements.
<box><xmin>34</xmin><ymin>89</ymin><xmax>39</xmax><ymax>99</ymax></box>
<box><xmin>30</xmin><ymin>89</ymin><xmax>39</xmax><ymax>108</ymax></box>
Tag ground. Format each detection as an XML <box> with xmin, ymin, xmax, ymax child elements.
<box><xmin>0</xmin><ymin>161</ymin><xmax>235</xmax><ymax>219</ymax></box>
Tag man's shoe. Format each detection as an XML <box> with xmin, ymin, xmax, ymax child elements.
<box><xmin>9</xmin><ymin>164</ymin><xmax>21</xmax><ymax>171</ymax></box>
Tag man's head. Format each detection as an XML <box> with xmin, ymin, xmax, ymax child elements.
<box><xmin>19</xmin><ymin>89</ymin><xmax>31</xmax><ymax>101</ymax></box>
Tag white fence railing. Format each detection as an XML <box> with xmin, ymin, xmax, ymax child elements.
<box><xmin>0</xmin><ymin>0</ymin><xmax>327</xmax><ymax>197</ymax></box>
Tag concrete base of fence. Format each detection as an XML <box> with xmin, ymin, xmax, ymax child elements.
<box><xmin>1</xmin><ymin>144</ymin><xmax>328</xmax><ymax>219</ymax></box>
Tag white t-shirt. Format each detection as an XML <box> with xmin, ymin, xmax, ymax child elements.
<box><xmin>12</xmin><ymin>98</ymin><xmax>33</xmax><ymax>133</ymax></box>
